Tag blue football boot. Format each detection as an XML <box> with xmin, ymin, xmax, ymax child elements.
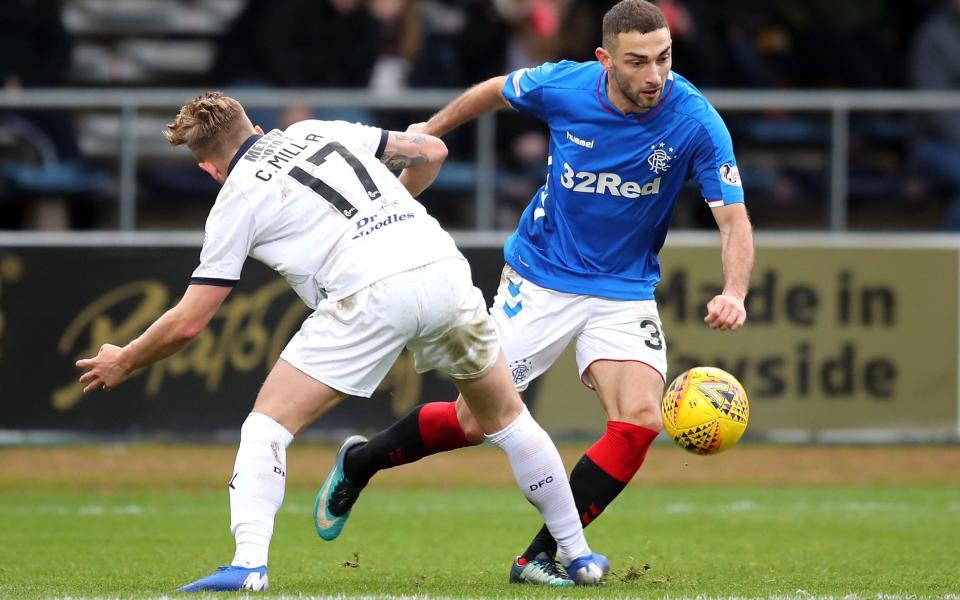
<box><xmin>563</xmin><ymin>552</ymin><xmax>610</xmax><ymax>585</ymax></box>
<box><xmin>177</xmin><ymin>565</ymin><xmax>268</xmax><ymax>592</ymax></box>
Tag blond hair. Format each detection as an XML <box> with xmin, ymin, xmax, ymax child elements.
<box><xmin>164</xmin><ymin>91</ymin><xmax>253</xmax><ymax>161</ymax></box>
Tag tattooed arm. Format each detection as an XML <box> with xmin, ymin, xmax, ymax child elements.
<box><xmin>380</xmin><ymin>131</ymin><xmax>448</xmax><ymax>198</ymax></box>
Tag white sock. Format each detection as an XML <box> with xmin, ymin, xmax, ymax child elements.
<box><xmin>229</xmin><ymin>411</ymin><xmax>294</xmax><ymax>568</ymax></box>
<box><xmin>485</xmin><ymin>406</ymin><xmax>590</xmax><ymax>564</ymax></box>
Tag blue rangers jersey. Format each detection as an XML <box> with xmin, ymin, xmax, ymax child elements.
<box><xmin>501</xmin><ymin>60</ymin><xmax>744</xmax><ymax>300</ymax></box>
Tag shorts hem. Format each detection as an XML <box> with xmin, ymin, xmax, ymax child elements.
<box><xmin>442</xmin><ymin>352</ymin><xmax>500</xmax><ymax>382</ymax></box>
<box><xmin>279</xmin><ymin>355</ymin><xmax>375</xmax><ymax>398</ymax></box>
<box><xmin>579</xmin><ymin>358</ymin><xmax>667</xmax><ymax>389</ymax></box>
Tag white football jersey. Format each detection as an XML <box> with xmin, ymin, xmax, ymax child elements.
<box><xmin>191</xmin><ymin>120</ymin><xmax>462</xmax><ymax>308</ymax></box>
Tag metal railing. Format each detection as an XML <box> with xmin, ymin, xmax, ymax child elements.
<box><xmin>2</xmin><ymin>88</ymin><xmax>959</xmax><ymax>231</ymax></box>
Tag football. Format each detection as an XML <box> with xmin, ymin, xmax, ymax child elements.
<box><xmin>661</xmin><ymin>366</ymin><xmax>749</xmax><ymax>455</ymax></box>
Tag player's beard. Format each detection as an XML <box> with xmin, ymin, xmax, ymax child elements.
<box><xmin>611</xmin><ymin>66</ymin><xmax>661</xmax><ymax>110</ymax></box>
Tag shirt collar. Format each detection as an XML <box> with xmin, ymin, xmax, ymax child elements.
<box><xmin>227</xmin><ymin>134</ymin><xmax>262</xmax><ymax>175</ymax></box>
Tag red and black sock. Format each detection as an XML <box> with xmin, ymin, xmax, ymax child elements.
<box><xmin>521</xmin><ymin>421</ymin><xmax>658</xmax><ymax>561</ymax></box>
<box><xmin>343</xmin><ymin>401</ymin><xmax>476</xmax><ymax>487</ymax></box>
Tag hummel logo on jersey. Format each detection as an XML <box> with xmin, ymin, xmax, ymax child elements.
<box><xmin>565</xmin><ymin>131</ymin><xmax>594</xmax><ymax>149</ymax></box>
<box><xmin>560</xmin><ymin>162</ymin><xmax>661</xmax><ymax>198</ymax></box>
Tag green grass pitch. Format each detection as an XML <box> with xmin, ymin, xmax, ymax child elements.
<box><xmin>2</xmin><ymin>485</ymin><xmax>958</xmax><ymax>598</ymax></box>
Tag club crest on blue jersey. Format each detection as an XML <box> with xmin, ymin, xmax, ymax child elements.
<box><xmin>646</xmin><ymin>142</ymin><xmax>677</xmax><ymax>174</ymax></box>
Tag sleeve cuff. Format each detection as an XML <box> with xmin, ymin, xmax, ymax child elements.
<box><xmin>189</xmin><ymin>277</ymin><xmax>239</xmax><ymax>287</ymax></box>
<box><xmin>375</xmin><ymin>129</ymin><xmax>389</xmax><ymax>159</ymax></box>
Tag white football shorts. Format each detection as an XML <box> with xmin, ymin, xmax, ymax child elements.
<box><xmin>280</xmin><ymin>257</ymin><xmax>499</xmax><ymax>397</ymax></box>
<box><xmin>490</xmin><ymin>264</ymin><xmax>668</xmax><ymax>391</ymax></box>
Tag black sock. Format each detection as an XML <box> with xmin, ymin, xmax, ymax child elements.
<box><xmin>521</xmin><ymin>454</ymin><xmax>627</xmax><ymax>561</ymax></box>
<box><xmin>343</xmin><ymin>405</ymin><xmax>429</xmax><ymax>487</ymax></box>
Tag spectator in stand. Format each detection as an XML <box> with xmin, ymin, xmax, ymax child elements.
<box><xmin>253</xmin><ymin>0</ymin><xmax>382</xmax><ymax>89</ymax></box>
<box><xmin>208</xmin><ymin>0</ymin><xmax>287</xmax><ymax>131</ymax></box>
<box><xmin>910</xmin><ymin>0</ymin><xmax>960</xmax><ymax>229</ymax></box>
<box><xmin>210</xmin><ymin>0</ymin><xmax>383</xmax><ymax>128</ymax></box>
<box><xmin>0</xmin><ymin>0</ymin><xmax>76</xmax><ymax>159</ymax></box>
<box><xmin>409</xmin><ymin>0</ymin><xmax>512</xmax><ymax>88</ymax></box>
<box><xmin>368</xmin><ymin>0</ymin><xmax>421</xmax><ymax>93</ymax></box>
<box><xmin>0</xmin><ymin>0</ymin><xmax>92</xmax><ymax>229</ymax></box>
<box><xmin>779</xmin><ymin>0</ymin><xmax>905</xmax><ymax>88</ymax></box>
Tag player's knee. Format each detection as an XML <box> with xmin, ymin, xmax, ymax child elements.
<box><xmin>616</xmin><ymin>401</ymin><xmax>663</xmax><ymax>433</ymax></box>
<box><xmin>629</xmin><ymin>412</ymin><xmax>662</xmax><ymax>434</ymax></box>
<box><xmin>641</xmin><ymin>411</ymin><xmax>663</xmax><ymax>433</ymax></box>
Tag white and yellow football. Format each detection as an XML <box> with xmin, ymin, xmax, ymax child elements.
<box><xmin>661</xmin><ymin>366</ymin><xmax>749</xmax><ymax>455</ymax></box>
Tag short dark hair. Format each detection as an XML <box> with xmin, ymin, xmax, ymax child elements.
<box><xmin>602</xmin><ymin>0</ymin><xmax>668</xmax><ymax>49</ymax></box>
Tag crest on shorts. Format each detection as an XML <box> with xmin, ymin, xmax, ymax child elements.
<box><xmin>509</xmin><ymin>358</ymin><xmax>533</xmax><ymax>385</ymax></box>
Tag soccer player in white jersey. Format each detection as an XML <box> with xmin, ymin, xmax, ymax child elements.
<box><xmin>74</xmin><ymin>92</ymin><xmax>609</xmax><ymax>592</ymax></box>
<box><xmin>314</xmin><ymin>0</ymin><xmax>755</xmax><ymax>586</ymax></box>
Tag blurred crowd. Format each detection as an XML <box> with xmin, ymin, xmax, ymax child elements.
<box><xmin>1</xmin><ymin>0</ymin><xmax>959</xmax><ymax>230</ymax></box>
<box><xmin>211</xmin><ymin>0</ymin><xmax>946</xmax><ymax>91</ymax></box>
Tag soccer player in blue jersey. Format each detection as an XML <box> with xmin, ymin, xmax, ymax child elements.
<box><xmin>315</xmin><ymin>0</ymin><xmax>754</xmax><ymax>585</ymax></box>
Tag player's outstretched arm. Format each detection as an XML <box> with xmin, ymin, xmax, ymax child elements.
<box><xmin>381</xmin><ymin>131</ymin><xmax>448</xmax><ymax>197</ymax></box>
<box><xmin>413</xmin><ymin>76</ymin><xmax>511</xmax><ymax>138</ymax></box>
<box><xmin>704</xmin><ymin>203</ymin><xmax>754</xmax><ymax>331</ymax></box>
<box><xmin>76</xmin><ymin>284</ymin><xmax>232</xmax><ymax>393</ymax></box>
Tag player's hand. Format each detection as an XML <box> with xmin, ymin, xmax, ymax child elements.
<box><xmin>405</xmin><ymin>122</ymin><xmax>429</xmax><ymax>135</ymax></box>
<box><xmin>704</xmin><ymin>294</ymin><xmax>746</xmax><ymax>331</ymax></box>
<box><xmin>76</xmin><ymin>344</ymin><xmax>131</xmax><ymax>393</ymax></box>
